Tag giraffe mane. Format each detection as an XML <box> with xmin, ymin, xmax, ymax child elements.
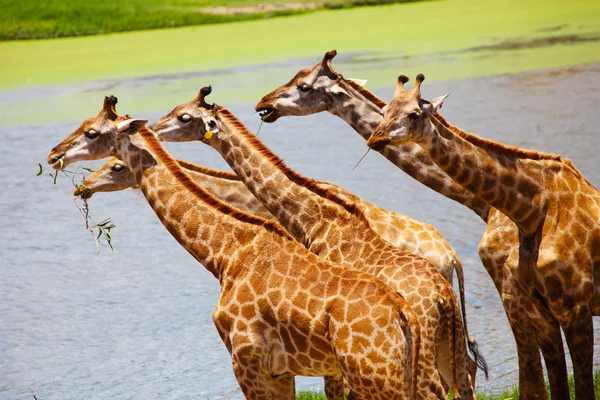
<box><xmin>431</xmin><ymin>113</ymin><xmax>566</xmax><ymax>162</ymax></box>
<box><xmin>217</xmin><ymin>107</ymin><xmax>377</xmax><ymax>231</ymax></box>
<box><xmin>138</xmin><ymin>127</ymin><xmax>294</xmax><ymax>240</ymax></box>
<box><xmin>345</xmin><ymin>79</ymin><xmax>387</xmax><ymax>109</ymax></box>
<box><xmin>175</xmin><ymin>159</ymin><xmax>240</xmax><ymax>181</ymax></box>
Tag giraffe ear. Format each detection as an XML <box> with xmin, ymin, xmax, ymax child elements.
<box><xmin>431</xmin><ymin>94</ymin><xmax>450</xmax><ymax>110</ymax></box>
<box><xmin>423</xmin><ymin>94</ymin><xmax>449</xmax><ymax>115</ymax></box>
<box><xmin>117</xmin><ymin>119</ymin><xmax>148</xmax><ymax>135</ymax></box>
<box><xmin>203</xmin><ymin>117</ymin><xmax>219</xmax><ymax>137</ymax></box>
<box><xmin>347</xmin><ymin>78</ymin><xmax>367</xmax><ymax>86</ymax></box>
<box><xmin>329</xmin><ymin>83</ymin><xmax>351</xmax><ymax>98</ymax></box>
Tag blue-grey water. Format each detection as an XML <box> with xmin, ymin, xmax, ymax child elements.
<box><xmin>1</xmin><ymin>62</ymin><xmax>599</xmax><ymax>399</ymax></box>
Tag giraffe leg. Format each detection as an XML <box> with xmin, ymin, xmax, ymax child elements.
<box><xmin>231</xmin><ymin>356</ymin><xmax>270</xmax><ymax>400</ymax></box>
<box><xmin>415</xmin><ymin>315</ymin><xmax>449</xmax><ymax>399</ymax></box>
<box><xmin>437</xmin><ymin>297</ymin><xmax>476</xmax><ymax>400</ymax></box>
<box><xmin>323</xmin><ymin>376</ymin><xmax>345</xmax><ymax>400</ymax></box>
<box><xmin>268</xmin><ymin>373</ymin><xmax>296</xmax><ymax>399</ymax></box>
<box><xmin>330</xmin><ymin>323</ymin><xmax>413</xmax><ymax>400</ymax></box>
<box><xmin>501</xmin><ymin>282</ymin><xmax>548</xmax><ymax>400</ymax></box>
<box><xmin>557</xmin><ymin>304</ymin><xmax>595</xmax><ymax>400</ymax></box>
<box><xmin>526</xmin><ymin>297</ymin><xmax>569</xmax><ymax>400</ymax></box>
<box><xmin>492</xmin><ymin>234</ymin><xmax>549</xmax><ymax>400</ymax></box>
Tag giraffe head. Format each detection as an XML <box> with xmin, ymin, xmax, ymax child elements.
<box><xmin>150</xmin><ymin>86</ymin><xmax>216</xmax><ymax>142</ymax></box>
<box><xmin>366</xmin><ymin>74</ymin><xmax>448</xmax><ymax>150</ymax></box>
<box><xmin>151</xmin><ymin>86</ymin><xmax>233</xmax><ymax>154</ymax></box>
<box><xmin>47</xmin><ymin>96</ymin><xmax>148</xmax><ymax>169</ymax></box>
<box><xmin>73</xmin><ymin>157</ymin><xmax>137</xmax><ymax>199</ymax></box>
<box><xmin>255</xmin><ymin>49</ymin><xmax>363</xmax><ymax>122</ymax></box>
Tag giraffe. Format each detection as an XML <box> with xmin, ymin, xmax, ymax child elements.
<box><xmin>47</xmin><ymin>96</ymin><xmax>422</xmax><ymax>400</ymax></box>
<box><xmin>74</xmin><ymin>156</ymin><xmax>274</xmax><ymax>220</ymax></box>
<box><xmin>255</xmin><ymin>50</ymin><xmax>566</xmax><ymax>399</ymax></box>
<box><xmin>255</xmin><ymin>50</ymin><xmax>480</xmax><ymax>372</ymax></box>
<box><xmin>367</xmin><ymin>73</ymin><xmax>600</xmax><ymax>400</ymax></box>
<box><xmin>77</xmin><ymin>154</ymin><xmax>476</xmax><ymax>397</ymax></box>
<box><xmin>150</xmin><ymin>87</ymin><xmax>484</xmax><ymax>399</ymax></box>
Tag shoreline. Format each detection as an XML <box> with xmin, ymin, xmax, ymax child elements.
<box><xmin>1</xmin><ymin>60</ymin><xmax>598</xmax><ymax>128</ymax></box>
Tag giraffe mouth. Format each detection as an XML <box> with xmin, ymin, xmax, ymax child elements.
<box><xmin>48</xmin><ymin>154</ymin><xmax>66</xmax><ymax>170</ymax></box>
<box><xmin>366</xmin><ymin>134</ymin><xmax>392</xmax><ymax>151</ymax></box>
<box><xmin>73</xmin><ymin>185</ymin><xmax>93</xmax><ymax>200</ymax></box>
<box><xmin>257</xmin><ymin>107</ymin><xmax>278</xmax><ymax>123</ymax></box>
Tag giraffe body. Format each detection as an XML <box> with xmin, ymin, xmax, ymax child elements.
<box><xmin>47</xmin><ymin>97</ymin><xmax>421</xmax><ymax>400</ymax></box>
<box><xmin>369</xmin><ymin>74</ymin><xmax>600</xmax><ymax>399</ymax></box>
<box><xmin>151</xmin><ymin>89</ymin><xmax>479</xmax><ymax>399</ymax></box>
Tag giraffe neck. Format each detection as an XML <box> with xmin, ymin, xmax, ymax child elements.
<box><xmin>417</xmin><ymin>115</ymin><xmax>555</xmax><ymax>237</ymax></box>
<box><xmin>116</xmin><ymin>129</ymin><xmax>292</xmax><ymax>280</ymax></box>
<box><xmin>212</xmin><ymin>108</ymin><xmax>377</xmax><ymax>253</ymax></box>
<box><xmin>332</xmin><ymin>81</ymin><xmax>491</xmax><ymax>221</ymax></box>
<box><xmin>175</xmin><ymin>159</ymin><xmax>274</xmax><ymax>220</ymax></box>
<box><xmin>329</xmin><ymin>85</ymin><xmax>383</xmax><ymax>137</ymax></box>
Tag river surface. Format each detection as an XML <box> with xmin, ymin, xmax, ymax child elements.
<box><xmin>1</xmin><ymin>62</ymin><xmax>599</xmax><ymax>399</ymax></box>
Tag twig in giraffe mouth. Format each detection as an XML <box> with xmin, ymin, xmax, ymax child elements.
<box><xmin>38</xmin><ymin>162</ymin><xmax>115</xmax><ymax>252</ymax></box>
<box><xmin>256</xmin><ymin>119</ymin><xmax>264</xmax><ymax>137</ymax></box>
<box><xmin>352</xmin><ymin>148</ymin><xmax>371</xmax><ymax>171</ymax></box>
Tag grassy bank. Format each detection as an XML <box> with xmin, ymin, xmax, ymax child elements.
<box><xmin>296</xmin><ymin>369</ymin><xmax>600</xmax><ymax>399</ymax></box>
<box><xmin>0</xmin><ymin>0</ymin><xmax>419</xmax><ymax>41</ymax></box>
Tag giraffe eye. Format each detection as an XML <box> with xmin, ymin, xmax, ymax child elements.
<box><xmin>408</xmin><ymin>112</ymin><xmax>420</xmax><ymax>120</ymax></box>
<box><xmin>85</xmin><ymin>129</ymin><xmax>99</xmax><ymax>139</ymax></box>
<box><xmin>299</xmin><ymin>84</ymin><xmax>311</xmax><ymax>92</ymax></box>
<box><xmin>178</xmin><ymin>114</ymin><xmax>192</xmax><ymax>123</ymax></box>
<box><xmin>111</xmin><ymin>163</ymin><xmax>125</xmax><ymax>172</ymax></box>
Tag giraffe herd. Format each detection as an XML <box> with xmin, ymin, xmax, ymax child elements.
<box><xmin>46</xmin><ymin>50</ymin><xmax>599</xmax><ymax>399</ymax></box>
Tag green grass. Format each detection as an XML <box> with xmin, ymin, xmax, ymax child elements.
<box><xmin>295</xmin><ymin>370</ymin><xmax>600</xmax><ymax>399</ymax></box>
<box><xmin>0</xmin><ymin>0</ymin><xmax>419</xmax><ymax>41</ymax></box>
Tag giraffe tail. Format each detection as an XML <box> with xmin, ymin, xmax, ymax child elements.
<box><xmin>453</xmin><ymin>259</ymin><xmax>489</xmax><ymax>378</ymax></box>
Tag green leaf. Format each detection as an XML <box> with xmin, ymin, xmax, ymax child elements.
<box><xmin>37</xmin><ymin>163</ymin><xmax>44</xmax><ymax>176</ymax></box>
<box><xmin>82</xmin><ymin>167</ymin><xmax>95</xmax><ymax>173</ymax></box>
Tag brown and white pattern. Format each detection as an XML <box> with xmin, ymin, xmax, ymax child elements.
<box><xmin>47</xmin><ymin>96</ymin><xmax>422</xmax><ymax>400</ymax></box>
<box><xmin>369</xmin><ymin>74</ymin><xmax>600</xmax><ymax>400</ymax></box>
<box><xmin>151</xmin><ymin>88</ymin><xmax>481</xmax><ymax>399</ymax></box>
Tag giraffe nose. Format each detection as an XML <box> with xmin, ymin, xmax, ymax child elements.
<box><xmin>366</xmin><ymin>132</ymin><xmax>391</xmax><ymax>150</ymax></box>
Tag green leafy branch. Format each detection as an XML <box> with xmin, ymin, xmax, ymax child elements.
<box><xmin>37</xmin><ymin>162</ymin><xmax>116</xmax><ymax>253</ymax></box>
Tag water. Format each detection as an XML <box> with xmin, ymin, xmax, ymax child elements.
<box><xmin>1</xmin><ymin>62</ymin><xmax>599</xmax><ymax>399</ymax></box>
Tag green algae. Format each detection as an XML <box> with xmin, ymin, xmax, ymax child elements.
<box><xmin>0</xmin><ymin>0</ymin><xmax>599</xmax><ymax>126</ymax></box>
